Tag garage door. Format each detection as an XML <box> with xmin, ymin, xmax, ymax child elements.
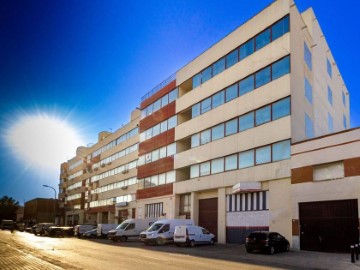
<box><xmin>299</xmin><ymin>199</ymin><xmax>359</xmax><ymax>253</ymax></box>
<box><xmin>199</xmin><ymin>198</ymin><xmax>218</xmax><ymax>238</ymax></box>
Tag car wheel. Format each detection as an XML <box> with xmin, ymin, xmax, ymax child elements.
<box><xmin>285</xmin><ymin>244</ymin><xmax>290</xmax><ymax>252</ymax></box>
<box><xmin>120</xmin><ymin>236</ymin><xmax>127</xmax><ymax>242</ymax></box>
<box><xmin>246</xmin><ymin>248</ymin><xmax>253</xmax><ymax>253</ymax></box>
<box><xmin>210</xmin><ymin>238</ymin><xmax>215</xmax><ymax>245</ymax></box>
<box><xmin>190</xmin><ymin>240</ymin><xmax>196</xmax><ymax>247</ymax></box>
<box><xmin>156</xmin><ymin>237</ymin><xmax>164</xmax><ymax>246</ymax></box>
<box><xmin>269</xmin><ymin>246</ymin><xmax>275</xmax><ymax>255</ymax></box>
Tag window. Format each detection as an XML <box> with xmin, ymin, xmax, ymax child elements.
<box><xmin>239</xmin><ymin>75</ymin><xmax>254</xmax><ymax>96</ymax></box>
<box><xmin>212</xmin><ymin>91</ymin><xmax>225</xmax><ymax>109</ymax></box>
<box><xmin>255</xmin><ymin>66</ymin><xmax>271</xmax><ymax>88</ymax></box>
<box><xmin>240</xmin><ymin>39</ymin><xmax>254</xmax><ymax>60</ymax></box>
<box><xmin>343</xmin><ymin>115</ymin><xmax>347</xmax><ymax>129</ymax></box>
<box><xmin>272</xmin><ymin>140</ymin><xmax>290</xmax><ymax>161</ymax></box>
<box><xmin>226</xmin><ymin>49</ymin><xmax>238</xmax><ymax>68</ymax></box>
<box><xmin>153</xmin><ymin>99</ymin><xmax>161</xmax><ymax>112</ymax></box>
<box><xmin>160</xmin><ymin>121</ymin><xmax>167</xmax><ymax>133</ymax></box>
<box><xmin>167</xmin><ymin>143</ymin><xmax>176</xmax><ymax>156</ymax></box>
<box><xmin>327</xmin><ymin>86</ymin><xmax>333</xmax><ymax>105</ymax></box>
<box><xmin>193</xmin><ymin>73</ymin><xmax>201</xmax><ymax>89</ymax></box>
<box><xmin>211</xmin><ymin>158</ymin><xmax>224</xmax><ymax>174</ymax></box>
<box><xmin>342</xmin><ymin>92</ymin><xmax>346</xmax><ymax>106</ymax></box>
<box><xmin>225</xmin><ymin>84</ymin><xmax>238</xmax><ymax>102</ymax></box>
<box><xmin>192</xmin><ymin>103</ymin><xmax>200</xmax><ymax>118</ymax></box>
<box><xmin>213</xmin><ymin>58</ymin><xmax>225</xmax><ymax>76</ymax></box>
<box><xmin>190</xmin><ymin>164</ymin><xmax>199</xmax><ymax>178</ymax></box>
<box><xmin>161</xmin><ymin>95</ymin><xmax>169</xmax><ymax>107</ymax></box>
<box><xmin>328</xmin><ymin>113</ymin><xmax>334</xmax><ymax>133</ymax></box>
<box><xmin>272</xmin><ymin>56</ymin><xmax>290</xmax><ymax>80</ymax></box>
<box><xmin>169</xmin><ymin>88</ymin><xmax>178</xmax><ymax>103</ymax></box>
<box><xmin>145</xmin><ymin>202</ymin><xmax>163</xmax><ymax>218</ymax></box>
<box><xmin>200</xmin><ymin>162</ymin><xmax>210</xmax><ymax>176</ymax></box>
<box><xmin>272</xmin><ymin>97</ymin><xmax>290</xmax><ymax>120</ymax></box>
<box><xmin>305</xmin><ymin>78</ymin><xmax>312</xmax><ymax>104</ymax></box>
<box><xmin>239</xmin><ymin>112</ymin><xmax>254</xmax><ymax>131</ymax></box>
<box><xmin>200</xmin><ymin>130</ymin><xmax>211</xmax><ymax>145</ymax></box>
<box><xmin>168</xmin><ymin>116</ymin><xmax>177</xmax><ymax>129</ymax></box>
<box><xmin>180</xmin><ymin>194</ymin><xmax>191</xmax><ymax>214</ymax></box>
<box><xmin>305</xmin><ymin>113</ymin><xmax>314</xmax><ymax>138</ymax></box>
<box><xmin>255</xmin><ymin>106</ymin><xmax>271</xmax><ymax>126</ymax></box>
<box><xmin>212</xmin><ymin>124</ymin><xmax>224</xmax><ymax>141</ymax></box>
<box><xmin>191</xmin><ymin>134</ymin><xmax>200</xmax><ymax>148</ymax></box>
<box><xmin>255</xmin><ymin>146</ymin><xmax>271</xmax><ymax>164</ymax></box>
<box><xmin>304</xmin><ymin>43</ymin><xmax>312</xmax><ymax>70</ymax></box>
<box><xmin>225</xmin><ymin>154</ymin><xmax>237</xmax><ymax>171</ymax></box>
<box><xmin>327</xmin><ymin>58</ymin><xmax>332</xmax><ymax>78</ymax></box>
<box><xmin>239</xmin><ymin>150</ymin><xmax>254</xmax><ymax>168</ymax></box>
<box><xmin>272</xmin><ymin>15</ymin><xmax>289</xmax><ymax>41</ymax></box>
<box><xmin>225</xmin><ymin>118</ymin><xmax>238</xmax><ymax>136</ymax></box>
<box><xmin>255</xmin><ymin>29</ymin><xmax>270</xmax><ymax>51</ymax></box>
<box><xmin>201</xmin><ymin>66</ymin><xmax>212</xmax><ymax>84</ymax></box>
<box><xmin>201</xmin><ymin>98</ymin><xmax>211</xmax><ymax>114</ymax></box>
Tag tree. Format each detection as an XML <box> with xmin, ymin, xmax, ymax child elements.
<box><xmin>0</xmin><ymin>196</ymin><xmax>19</xmax><ymax>221</ymax></box>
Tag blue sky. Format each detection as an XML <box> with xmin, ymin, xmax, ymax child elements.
<box><xmin>0</xmin><ymin>0</ymin><xmax>359</xmax><ymax>204</ymax></box>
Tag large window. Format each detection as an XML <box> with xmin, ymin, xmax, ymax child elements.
<box><xmin>141</xmin><ymin>88</ymin><xmax>179</xmax><ymax>119</ymax></box>
<box><xmin>327</xmin><ymin>86</ymin><xmax>333</xmax><ymax>105</ymax></box>
<box><xmin>191</xmin><ymin>15</ymin><xmax>290</xmax><ymax>89</ymax></box>
<box><xmin>140</xmin><ymin>116</ymin><xmax>177</xmax><ymax>142</ymax></box>
<box><xmin>304</xmin><ymin>43</ymin><xmax>312</xmax><ymax>70</ymax></box>
<box><xmin>180</xmin><ymin>194</ymin><xmax>191</xmax><ymax>215</ymax></box>
<box><xmin>190</xmin><ymin>139</ymin><xmax>291</xmax><ymax>178</ymax></box>
<box><xmin>305</xmin><ymin>78</ymin><xmax>312</xmax><ymax>104</ymax></box>
<box><xmin>145</xmin><ymin>203</ymin><xmax>163</xmax><ymax>218</ymax></box>
<box><xmin>327</xmin><ymin>58</ymin><xmax>332</xmax><ymax>78</ymax></box>
<box><xmin>191</xmin><ymin>56</ymin><xmax>290</xmax><ymax>119</ymax></box>
<box><xmin>138</xmin><ymin>143</ymin><xmax>176</xmax><ymax>166</ymax></box>
<box><xmin>190</xmin><ymin>97</ymin><xmax>290</xmax><ymax>148</ymax></box>
<box><xmin>342</xmin><ymin>92</ymin><xmax>346</xmax><ymax>106</ymax></box>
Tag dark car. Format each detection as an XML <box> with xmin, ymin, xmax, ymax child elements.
<box><xmin>245</xmin><ymin>231</ymin><xmax>290</xmax><ymax>254</ymax></box>
<box><xmin>47</xmin><ymin>226</ymin><xmax>74</xmax><ymax>237</ymax></box>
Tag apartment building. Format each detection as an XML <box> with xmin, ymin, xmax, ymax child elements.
<box><xmin>59</xmin><ymin>109</ymin><xmax>140</xmax><ymax>225</ymax></box>
<box><xmin>58</xmin><ymin>0</ymin><xmax>354</xmax><ymax>251</ymax></box>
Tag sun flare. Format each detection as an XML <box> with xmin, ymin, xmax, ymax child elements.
<box><xmin>5</xmin><ymin>113</ymin><xmax>84</xmax><ymax>173</ymax></box>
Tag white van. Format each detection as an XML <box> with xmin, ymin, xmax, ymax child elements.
<box><xmin>108</xmin><ymin>218</ymin><xmax>156</xmax><ymax>242</ymax></box>
<box><xmin>74</xmin><ymin>224</ymin><xmax>96</xmax><ymax>238</ymax></box>
<box><xmin>96</xmin><ymin>224</ymin><xmax>118</xmax><ymax>238</ymax></box>
<box><xmin>139</xmin><ymin>219</ymin><xmax>194</xmax><ymax>245</ymax></box>
<box><xmin>173</xmin><ymin>225</ymin><xmax>215</xmax><ymax>247</ymax></box>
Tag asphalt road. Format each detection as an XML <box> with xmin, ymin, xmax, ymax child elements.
<box><xmin>0</xmin><ymin>230</ymin><xmax>359</xmax><ymax>270</ymax></box>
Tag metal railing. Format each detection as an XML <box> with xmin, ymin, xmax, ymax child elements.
<box><xmin>141</xmin><ymin>73</ymin><xmax>176</xmax><ymax>102</ymax></box>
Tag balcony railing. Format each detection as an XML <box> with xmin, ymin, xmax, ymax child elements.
<box><xmin>141</xmin><ymin>73</ymin><xmax>176</xmax><ymax>102</ymax></box>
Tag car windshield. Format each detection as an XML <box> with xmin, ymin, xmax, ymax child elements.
<box><xmin>249</xmin><ymin>233</ymin><xmax>267</xmax><ymax>240</ymax></box>
<box><xmin>146</xmin><ymin>223</ymin><xmax>163</xmax><ymax>232</ymax></box>
<box><xmin>116</xmin><ymin>223</ymin><xmax>129</xmax><ymax>230</ymax></box>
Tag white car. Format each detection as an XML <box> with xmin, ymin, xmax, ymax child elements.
<box><xmin>173</xmin><ymin>225</ymin><xmax>215</xmax><ymax>247</ymax></box>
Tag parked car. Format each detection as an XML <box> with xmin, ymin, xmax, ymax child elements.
<box><xmin>33</xmin><ymin>223</ymin><xmax>55</xmax><ymax>236</ymax></box>
<box><xmin>96</xmin><ymin>224</ymin><xmax>118</xmax><ymax>238</ymax></box>
<box><xmin>0</xmin><ymin>220</ymin><xmax>15</xmax><ymax>231</ymax></box>
<box><xmin>139</xmin><ymin>219</ymin><xmax>194</xmax><ymax>245</ymax></box>
<box><xmin>16</xmin><ymin>222</ymin><xmax>25</xmax><ymax>232</ymax></box>
<box><xmin>25</xmin><ymin>222</ymin><xmax>36</xmax><ymax>233</ymax></box>
<box><xmin>245</xmin><ymin>231</ymin><xmax>290</xmax><ymax>254</ymax></box>
<box><xmin>74</xmin><ymin>224</ymin><xmax>96</xmax><ymax>238</ymax></box>
<box><xmin>108</xmin><ymin>218</ymin><xmax>156</xmax><ymax>242</ymax></box>
<box><xmin>82</xmin><ymin>228</ymin><xmax>97</xmax><ymax>238</ymax></box>
<box><xmin>174</xmin><ymin>225</ymin><xmax>215</xmax><ymax>247</ymax></box>
<box><xmin>47</xmin><ymin>226</ymin><xmax>74</xmax><ymax>237</ymax></box>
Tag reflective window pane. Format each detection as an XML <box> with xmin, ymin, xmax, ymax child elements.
<box><xmin>190</xmin><ymin>165</ymin><xmax>199</xmax><ymax>178</ymax></box>
<box><xmin>211</xmin><ymin>158</ymin><xmax>224</xmax><ymax>174</ymax></box>
<box><xmin>255</xmin><ymin>66</ymin><xmax>271</xmax><ymax>88</ymax></box>
<box><xmin>272</xmin><ymin>56</ymin><xmax>290</xmax><ymax>81</ymax></box>
<box><xmin>240</xmin><ymin>39</ymin><xmax>254</xmax><ymax>60</ymax></box>
<box><xmin>200</xmin><ymin>130</ymin><xmax>211</xmax><ymax>145</ymax></box>
<box><xmin>225</xmin><ymin>118</ymin><xmax>238</xmax><ymax>136</ymax></box>
<box><xmin>160</xmin><ymin>121</ymin><xmax>168</xmax><ymax>133</ymax></box>
<box><xmin>168</xmin><ymin>116</ymin><xmax>177</xmax><ymax>129</ymax></box>
<box><xmin>191</xmin><ymin>134</ymin><xmax>200</xmax><ymax>148</ymax></box>
<box><xmin>153</xmin><ymin>99</ymin><xmax>161</xmax><ymax>112</ymax></box>
<box><xmin>255</xmin><ymin>29</ymin><xmax>270</xmax><ymax>51</ymax></box>
<box><xmin>169</xmin><ymin>88</ymin><xmax>178</xmax><ymax>103</ymax></box>
<box><xmin>225</xmin><ymin>84</ymin><xmax>238</xmax><ymax>102</ymax></box>
<box><xmin>255</xmin><ymin>146</ymin><xmax>271</xmax><ymax>164</ymax></box>
<box><xmin>201</xmin><ymin>98</ymin><xmax>211</xmax><ymax>114</ymax></box>
<box><xmin>161</xmin><ymin>94</ymin><xmax>169</xmax><ymax>107</ymax></box>
<box><xmin>239</xmin><ymin>150</ymin><xmax>254</xmax><ymax>168</ymax></box>
<box><xmin>272</xmin><ymin>15</ymin><xmax>289</xmax><ymax>41</ymax></box>
<box><xmin>212</xmin><ymin>90</ymin><xmax>225</xmax><ymax>108</ymax></box>
<box><xmin>212</xmin><ymin>124</ymin><xmax>224</xmax><ymax>141</ymax></box>
<box><xmin>239</xmin><ymin>112</ymin><xmax>254</xmax><ymax>131</ymax></box>
<box><xmin>225</xmin><ymin>154</ymin><xmax>237</xmax><ymax>171</ymax></box>
<box><xmin>193</xmin><ymin>73</ymin><xmax>201</xmax><ymax>89</ymax></box>
<box><xmin>226</xmin><ymin>49</ymin><xmax>238</xmax><ymax>68</ymax></box>
<box><xmin>213</xmin><ymin>58</ymin><xmax>225</xmax><ymax>76</ymax></box>
<box><xmin>272</xmin><ymin>140</ymin><xmax>290</xmax><ymax>161</ymax></box>
<box><xmin>272</xmin><ymin>97</ymin><xmax>290</xmax><ymax>120</ymax></box>
<box><xmin>201</xmin><ymin>66</ymin><xmax>212</xmax><ymax>84</ymax></box>
<box><xmin>200</xmin><ymin>162</ymin><xmax>211</xmax><ymax>176</ymax></box>
<box><xmin>255</xmin><ymin>106</ymin><xmax>271</xmax><ymax>126</ymax></box>
<box><xmin>239</xmin><ymin>75</ymin><xmax>254</xmax><ymax>96</ymax></box>
<box><xmin>167</xmin><ymin>143</ymin><xmax>176</xmax><ymax>156</ymax></box>
<box><xmin>192</xmin><ymin>103</ymin><xmax>200</xmax><ymax>118</ymax></box>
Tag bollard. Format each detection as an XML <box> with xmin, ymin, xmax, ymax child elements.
<box><xmin>351</xmin><ymin>245</ymin><xmax>355</xmax><ymax>263</ymax></box>
<box><xmin>356</xmin><ymin>244</ymin><xmax>360</xmax><ymax>261</ymax></box>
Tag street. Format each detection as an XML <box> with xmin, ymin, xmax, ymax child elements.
<box><xmin>0</xmin><ymin>230</ymin><xmax>359</xmax><ymax>270</ymax></box>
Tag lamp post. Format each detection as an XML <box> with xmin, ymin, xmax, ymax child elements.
<box><xmin>43</xmin><ymin>185</ymin><xmax>57</xmax><ymax>224</ymax></box>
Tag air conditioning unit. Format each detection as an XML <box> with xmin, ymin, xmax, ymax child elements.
<box><xmin>122</xmin><ymin>169</ymin><xmax>129</xmax><ymax>174</ymax></box>
<box><xmin>107</xmin><ymin>162</ymin><xmax>112</xmax><ymax>165</ymax></box>
<box><xmin>101</xmin><ymin>163</ymin><xmax>105</xmax><ymax>167</ymax></box>
<box><xmin>94</xmin><ymin>167</ymin><xmax>98</xmax><ymax>171</ymax></box>
<box><xmin>121</xmin><ymin>186</ymin><xmax>128</xmax><ymax>190</ymax></box>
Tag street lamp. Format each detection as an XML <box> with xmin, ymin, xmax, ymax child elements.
<box><xmin>43</xmin><ymin>185</ymin><xmax>57</xmax><ymax>224</ymax></box>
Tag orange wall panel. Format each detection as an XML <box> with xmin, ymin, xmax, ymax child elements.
<box><xmin>139</xmin><ymin>129</ymin><xmax>175</xmax><ymax>155</ymax></box>
<box><xmin>140</xmin><ymin>80</ymin><xmax>177</xmax><ymax>109</ymax></box>
<box><xmin>136</xmin><ymin>183</ymin><xmax>173</xmax><ymax>200</ymax></box>
<box><xmin>137</xmin><ymin>156</ymin><xmax>174</xmax><ymax>179</ymax></box>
